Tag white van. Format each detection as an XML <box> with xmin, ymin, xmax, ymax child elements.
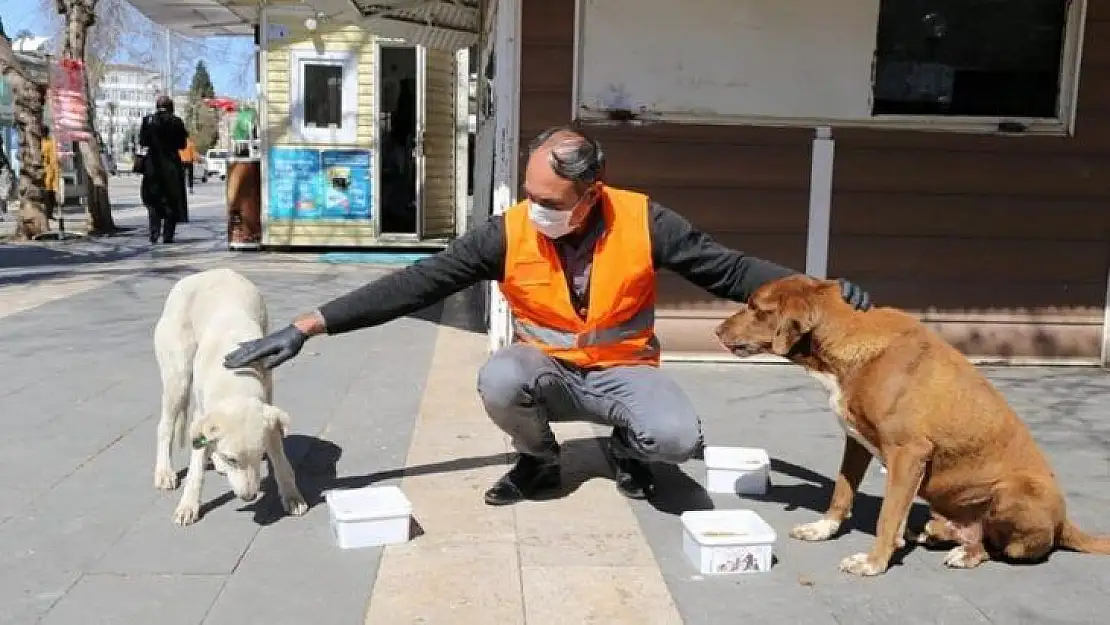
<box><xmin>201</xmin><ymin>149</ymin><xmax>228</xmax><ymax>182</ymax></box>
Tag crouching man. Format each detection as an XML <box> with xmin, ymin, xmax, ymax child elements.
<box><xmin>223</xmin><ymin>127</ymin><xmax>871</xmax><ymax>505</ymax></box>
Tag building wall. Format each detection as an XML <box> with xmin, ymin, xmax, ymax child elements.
<box><xmin>94</xmin><ymin>66</ymin><xmax>162</xmax><ymax>157</ymax></box>
<box><xmin>823</xmin><ymin>3</ymin><xmax>1110</xmax><ymax>360</ymax></box>
<box><xmin>263</xmin><ymin>17</ymin><xmax>377</xmax><ymax>246</ymax></box>
<box><xmin>519</xmin><ymin>0</ymin><xmax>810</xmax><ymax>355</ymax></box>
<box><xmin>518</xmin><ymin>0</ymin><xmax>1110</xmax><ymax>361</ymax></box>
<box><xmin>422</xmin><ymin>48</ymin><xmax>459</xmax><ymax>239</ymax></box>
<box><xmin>262</xmin><ymin>16</ymin><xmax>462</xmax><ymax>246</ymax></box>
<box><xmin>264</xmin><ymin>21</ymin><xmax>376</xmax><ymax>148</ymax></box>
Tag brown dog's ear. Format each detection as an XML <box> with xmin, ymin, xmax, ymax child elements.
<box><xmin>770</xmin><ymin>303</ymin><xmax>819</xmax><ymax>355</ymax></box>
<box><xmin>262</xmin><ymin>404</ymin><xmax>291</xmax><ymax>438</ymax></box>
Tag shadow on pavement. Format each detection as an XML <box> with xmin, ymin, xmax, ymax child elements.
<box><xmin>267</xmin><ymin>435</ymin><xmax>632</xmax><ymax>523</ymax></box>
<box><xmin>0</xmin><ymin>236</ymin><xmax>150</xmax><ymax>271</ymax></box>
<box><xmin>648</xmin><ymin>462</ymin><xmax>715</xmax><ymax>515</ymax></box>
<box><xmin>0</xmin><ymin>263</ymin><xmax>207</xmax><ymax>287</ymax></box>
<box><xmin>760</xmin><ymin>456</ymin><xmax>931</xmax><ymax>539</ymax></box>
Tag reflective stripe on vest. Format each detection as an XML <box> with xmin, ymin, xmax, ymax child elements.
<box><xmin>513</xmin><ymin>306</ymin><xmax>656</xmax><ymax>349</ymax></box>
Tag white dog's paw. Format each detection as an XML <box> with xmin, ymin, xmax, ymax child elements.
<box><xmin>943</xmin><ymin>545</ymin><xmax>986</xmax><ymax>569</ymax></box>
<box><xmin>283</xmin><ymin>492</ymin><xmax>308</xmax><ymax>516</ymax></box>
<box><xmin>838</xmin><ymin>552</ymin><xmax>887</xmax><ymax>577</ymax></box>
<box><xmin>210</xmin><ymin>454</ymin><xmax>231</xmax><ymax>476</ymax></box>
<box><xmin>173</xmin><ymin>501</ymin><xmax>201</xmax><ymax>526</ymax></box>
<box><xmin>790</xmin><ymin>518</ymin><xmax>841</xmax><ymax>542</ymax></box>
<box><xmin>153</xmin><ymin>467</ymin><xmax>178</xmax><ymax>490</ymax></box>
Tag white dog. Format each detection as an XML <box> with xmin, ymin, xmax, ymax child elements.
<box><xmin>153</xmin><ymin>268</ymin><xmax>308</xmax><ymax>526</ymax></box>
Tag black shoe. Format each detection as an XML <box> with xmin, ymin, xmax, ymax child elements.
<box><xmin>483</xmin><ymin>454</ymin><xmax>561</xmax><ymax>506</ymax></box>
<box><xmin>606</xmin><ymin>438</ymin><xmax>656</xmax><ymax>500</ymax></box>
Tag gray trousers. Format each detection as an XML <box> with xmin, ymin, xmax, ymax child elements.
<box><xmin>477</xmin><ymin>344</ymin><xmax>704</xmax><ymax>463</ymax></box>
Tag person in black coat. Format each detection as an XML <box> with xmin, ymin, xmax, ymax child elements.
<box><xmin>139</xmin><ymin>95</ymin><xmax>188</xmax><ymax>244</ymax></box>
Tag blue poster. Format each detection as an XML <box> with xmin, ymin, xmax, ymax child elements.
<box><xmin>320</xmin><ymin>149</ymin><xmax>373</xmax><ymax>220</ymax></box>
<box><xmin>268</xmin><ymin>147</ymin><xmax>322</xmax><ymax>220</ymax></box>
<box><xmin>268</xmin><ymin>147</ymin><xmax>373</xmax><ymax>221</ymax></box>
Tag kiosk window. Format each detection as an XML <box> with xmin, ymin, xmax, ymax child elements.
<box><xmin>303</xmin><ymin>64</ymin><xmax>343</xmax><ymax>128</ymax></box>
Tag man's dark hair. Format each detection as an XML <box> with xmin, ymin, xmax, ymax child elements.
<box><xmin>527</xmin><ymin>126</ymin><xmax>605</xmax><ymax>188</ymax></box>
<box><xmin>156</xmin><ymin>94</ymin><xmax>174</xmax><ymax>113</ymax></box>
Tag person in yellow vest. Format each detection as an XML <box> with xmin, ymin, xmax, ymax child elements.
<box><xmin>179</xmin><ymin>135</ymin><xmax>198</xmax><ymax>195</ymax></box>
<box><xmin>41</xmin><ymin>128</ymin><xmax>60</xmax><ymax>219</ymax></box>
<box><xmin>223</xmin><ymin>127</ymin><xmax>872</xmax><ymax>505</ymax></box>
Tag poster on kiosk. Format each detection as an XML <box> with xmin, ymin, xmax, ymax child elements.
<box><xmin>267</xmin><ymin>147</ymin><xmax>372</xmax><ymax>222</ymax></box>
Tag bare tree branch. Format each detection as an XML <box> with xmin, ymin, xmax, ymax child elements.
<box><xmin>36</xmin><ymin>0</ymin><xmax>241</xmax><ymax>95</ymax></box>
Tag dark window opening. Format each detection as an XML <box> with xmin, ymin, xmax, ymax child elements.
<box><xmin>303</xmin><ymin>64</ymin><xmax>343</xmax><ymax>128</ymax></box>
<box><xmin>872</xmin><ymin>0</ymin><xmax>1069</xmax><ymax>118</ymax></box>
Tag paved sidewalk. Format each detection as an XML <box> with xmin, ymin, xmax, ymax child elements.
<box><xmin>0</xmin><ymin>260</ymin><xmax>440</xmax><ymax>625</ymax></box>
<box><xmin>2</xmin><ymin>184</ymin><xmax>1110</xmax><ymax>623</ymax></box>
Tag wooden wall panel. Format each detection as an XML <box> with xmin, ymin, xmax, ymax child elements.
<box><xmin>518</xmin><ymin>0</ymin><xmax>1110</xmax><ymax>360</ymax></box>
<box><xmin>828</xmin><ymin>2</ymin><xmax>1110</xmax><ymax>359</ymax></box>
<box><xmin>518</xmin><ymin>0</ymin><xmax>811</xmax><ymax>336</ymax></box>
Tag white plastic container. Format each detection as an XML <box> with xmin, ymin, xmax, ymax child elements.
<box><xmin>325</xmin><ymin>485</ymin><xmax>413</xmax><ymax>550</ymax></box>
<box><xmin>681</xmin><ymin>509</ymin><xmax>777</xmax><ymax>575</ymax></box>
<box><xmin>704</xmin><ymin>446</ymin><xmax>771</xmax><ymax>495</ymax></box>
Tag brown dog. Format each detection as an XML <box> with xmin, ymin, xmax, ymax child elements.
<box><xmin>715</xmin><ymin>274</ymin><xmax>1110</xmax><ymax>577</ymax></box>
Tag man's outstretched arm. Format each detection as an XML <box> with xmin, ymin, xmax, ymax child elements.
<box><xmin>648</xmin><ymin>201</ymin><xmax>871</xmax><ymax>308</ymax></box>
<box><xmin>224</xmin><ymin>216</ymin><xmax>508</xmax><ymax>369</ymax></box>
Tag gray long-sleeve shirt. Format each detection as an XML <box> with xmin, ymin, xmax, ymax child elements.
<box><xmin>317</xmin><ymin>200</ymin><xmax>797</xmax><ymax>335</ymax></box>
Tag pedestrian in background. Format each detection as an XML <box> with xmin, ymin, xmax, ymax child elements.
<box><xmin>176</xmin><ymin>134</ymin><xmax>196</xmax><ymax>223</ymax></box>
<box><xmin>179</xmin><ymin>134</ymin><xmax>197</xmax><ymax>195</ymax></box>
<box><xmin>41</xmin><ymin>127</ymin><xmax>60</xmax><ymax>220</ymax></box>
<box><xmin>138</xmin><ymin>95</ymin><xmax>188</xmax><ymax>244</ymax></box>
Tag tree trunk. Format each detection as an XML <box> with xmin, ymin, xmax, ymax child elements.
<box><xmin>0</xmin><ymin>34</ymin><xmax>50</xmax><ymax>240</ymax></box>
<box><xmin>59</xmin><ymin>0</ymin><xmax>117</xmax><ymax>235</ymax></box>
<box><xmin>14</xmin><ymin>81</ymin><xmax>50</xmax><ymax>239</ymax></box>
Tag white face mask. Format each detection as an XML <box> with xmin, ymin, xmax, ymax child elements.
<box><xmin>528</xmin><ymin>201</ymin><xmax>576</xmax><ymax>239</ymax></box>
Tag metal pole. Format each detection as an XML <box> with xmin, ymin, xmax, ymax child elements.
<box><xmin>164</xmin><ymin>27</ymin><xmax>172</xmax><ymax>94</ymax></box>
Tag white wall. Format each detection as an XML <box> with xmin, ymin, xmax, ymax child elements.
<box><xmin>94</xmin><ymin>67</ymin><xmax>162</xmax><ymax>155</ymax></box>
<box><xmin>576</xmin><ymin>0</ymin><xmax>880</xmax><ymax>122</ymax></box>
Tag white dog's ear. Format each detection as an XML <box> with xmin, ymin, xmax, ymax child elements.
<box><xmin>189</xmin><ymin>416</ymin><xmax>220</xmax><ymax>450</ymax></box>
<box><xmin>262</xmin><ymin>404</ymin><xmax>291</xmax><ymax>438</ymax></box>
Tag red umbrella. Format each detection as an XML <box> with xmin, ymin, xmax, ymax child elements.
<box><xmin>204</xmin><ymin>97</ymin><xmax>238</xmax><ymax>112</ymax></box>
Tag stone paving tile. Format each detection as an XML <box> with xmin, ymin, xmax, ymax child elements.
<box><xmin>38</xmin><ymin>573</ymin><xmax>225</xmax><ymax>625</ymax></box>
<box><xmin>364</xmin><ymin>303</ymin><xmax>682</xmax><ymax>625</ymax></box>
<box><xmin>91</xmin><ymin>492</ymin><xmax>264</xmax><ymax>576</ymax></box>
<box><xmin>202</xmin><ymin>508</ymin><xmax>381</xmax><ymax>625</ymax></box>
<box><xmin>0</xmin><ymin>561</ymin><xmax>82</xmax><ymax>625</ymax></box>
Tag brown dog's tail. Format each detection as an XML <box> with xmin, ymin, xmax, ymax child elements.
<box><xmin>1059</xmin><ymin>520</ymin><xmax>1110</xmax><ymax>554</ymax></box>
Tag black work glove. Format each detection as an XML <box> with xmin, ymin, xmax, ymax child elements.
<box><xmin>838</xmin><ymin>278</ymin><xmax>872</xmax><ymax>311</ymax></box>
<box><xmin>223</xmin><ymin>324</ymin><xmax>308</xmax><ymax>370</ymax></box>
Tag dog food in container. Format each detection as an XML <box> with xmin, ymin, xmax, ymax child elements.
<box><xmin>704</xmin><ymin>446</ymin><xmax>771</xmax><ymax>495</ymax></box>
<box><xmin>681</xmin><ymin>509</ymin><xmax>776</xmax><ymax>575</ymax></box>
<box><xmin>325</xmin><ymin>485</ymin><xmax>413</xmax><ymax>549</ymax></box>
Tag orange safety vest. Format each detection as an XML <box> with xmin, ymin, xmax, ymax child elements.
<box><xmin>501</xmin><ymin>185</ymin><xmax>659</xmax><ymax>368</ymax></box>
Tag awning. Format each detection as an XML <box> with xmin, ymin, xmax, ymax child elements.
<box><xmin>126</xmin><ymin>0</ymin><xmax>262</xmax><ymax>37</ymax></box>
<box><xmin>204</xmin><ymin>96</ymin><xmax>240</xmax><ymax>111</ymax></box>
<box><xmin>353</xmin><ymin>1</ymin><xmax>479</xmax><ymax>50</ymax></box>
<box><xmin>125</xmin><ymin>0</ymin><xmax>480</xmax><ymax>49</ymax></box>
